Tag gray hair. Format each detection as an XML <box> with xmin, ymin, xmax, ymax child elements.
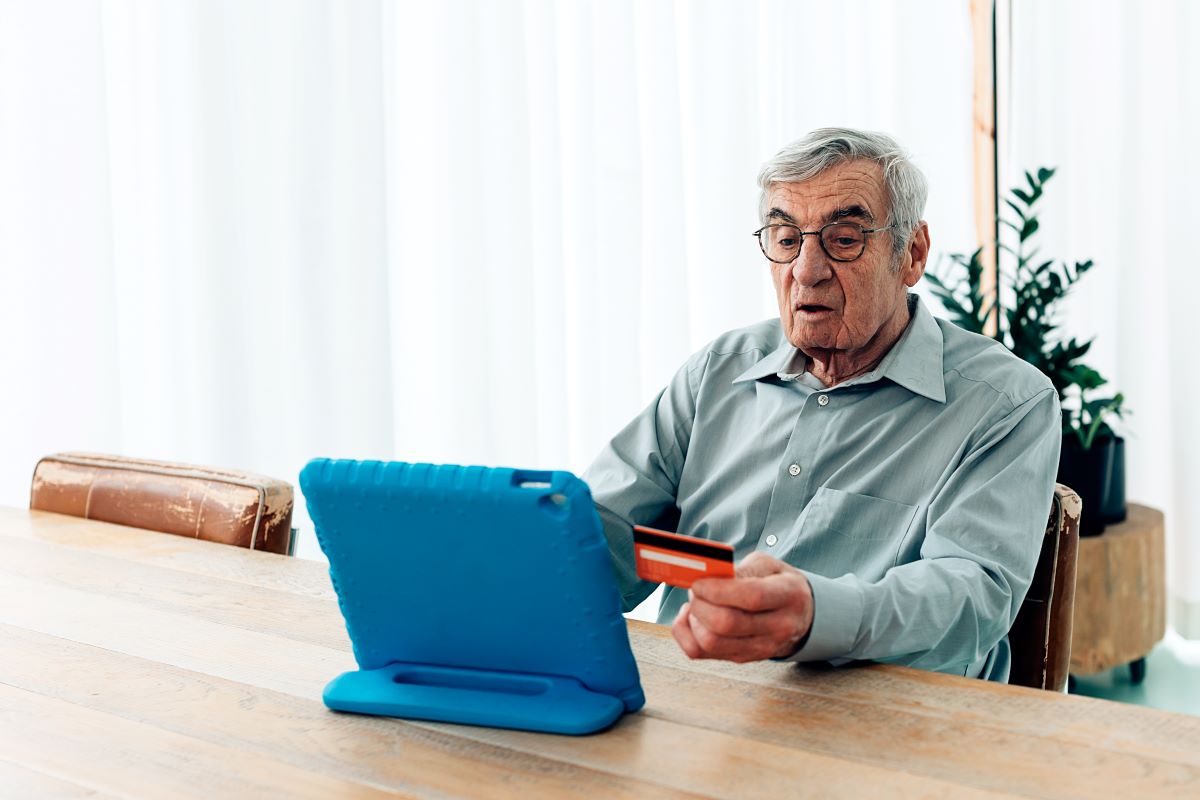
<box><xmin>757</xmin><ymin>127</ymin><xmax>928</xmax><ymax>260</ymax></box>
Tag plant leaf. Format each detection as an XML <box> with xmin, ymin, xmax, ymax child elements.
<box><xmin>1003</xmin><ymin>198</ymin><xmax>1028</xmax><ymax>222</ymax></box>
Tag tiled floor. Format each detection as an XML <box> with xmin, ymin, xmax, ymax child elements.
<box><xmin>1068</xmin><ymin>630</ymin><xmax>1200</xmax><ymax>716</ymax></box>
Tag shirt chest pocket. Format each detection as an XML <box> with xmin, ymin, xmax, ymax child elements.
<box><xmin>785</xmin><ymin>487</ymin><xmax>919</xmax><ymax>578</ymax></box>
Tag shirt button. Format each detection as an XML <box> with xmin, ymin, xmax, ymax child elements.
<box><xmin>788</xmin><ymin>464</ymin><xmax>801</xmax><ymax>476</ymax></box>
<box><xmin>817</xmin><ymin>394</ymin><xmax>830</xmax><ymax>407</ymax></box>
<box><xmin>765</xmin><ymin>534</ymin><xmax>778</xmax><ymax>546</ymax></box>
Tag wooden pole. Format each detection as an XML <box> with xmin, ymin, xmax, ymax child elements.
<box><xmin>970</xmin><ymin>0</ymin><xmax>999</xmax><ymax>336</ymax></box>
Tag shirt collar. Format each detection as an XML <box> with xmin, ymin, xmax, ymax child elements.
<box><xmin>731</xmin><ymin>294</ymin><xmax>947</xmax><ymax>403</ymax></box>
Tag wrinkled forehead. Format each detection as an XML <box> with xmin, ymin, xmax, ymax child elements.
<box><xmin>765</xmin><ymin>160</ymin><xmax>890</xmax><ymax>225</ymax></box>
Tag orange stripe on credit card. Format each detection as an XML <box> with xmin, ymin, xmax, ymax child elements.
<box><xmin>632</xmin><ymin>525</ymin><xmax>734</xmax><ymax>589</ymax></box>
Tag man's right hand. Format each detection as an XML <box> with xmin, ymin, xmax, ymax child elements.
<box><xmin>671</xmin><ymin>551</ymin><xmax>814</xmax><ymax>663</ymax></box>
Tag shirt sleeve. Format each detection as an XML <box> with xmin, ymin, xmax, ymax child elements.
<box><xmin>582</xmin><ymin>357</ymin><xmax>702</xmax><ymax>612</ymax></box>
<box><xmin>786</xmin><ymin>385</ymin><xmax>1062</xmax><ymax>676</ymax></box>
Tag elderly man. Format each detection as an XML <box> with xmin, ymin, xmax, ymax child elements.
<box><xmin>583</xmin><ymin>127</ymin><xmax>1060</xmax><ymax>681</ymax></box>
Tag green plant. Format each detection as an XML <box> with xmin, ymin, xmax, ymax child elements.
<box><xmin>925</xmin><ymin>167</ymin><xmax>1125</xmax><ymax>449</ymax></box>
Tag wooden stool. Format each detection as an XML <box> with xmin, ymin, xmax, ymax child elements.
<box><xmin>1069</xmin><ymin>504</ymin><xmax>1166</xmax><ymax>683</ymax></box>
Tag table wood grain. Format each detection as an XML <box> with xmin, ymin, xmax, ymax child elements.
<box><xmin>2</xmin><ymin>506</ymin><xmax>1199</xmax><ymax>799</ymax></box>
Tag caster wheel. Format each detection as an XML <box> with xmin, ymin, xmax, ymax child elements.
<box><xmin>1129</xmin><ymin>658</ymin><xmax>1146</xmax><ymax>685</ymax></box>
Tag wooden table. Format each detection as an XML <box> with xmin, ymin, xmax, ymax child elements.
<box><xmin>3</xmin><ymin>507</ymin><xmax>1199</xmax><ymax>799</ymax></box>
<box><xmin>1070</xmin><ymin>504</ymin><xmax>1167</xmax><ymax>680</ymax></box>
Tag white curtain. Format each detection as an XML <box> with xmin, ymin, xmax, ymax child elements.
<box><xmin>1004</xmin><ymin>0</ymin><xmax>1200</xmax><ymax>638</ymax></box>
<box><xmin>0</xmin><ymin>0</ymin><xmax>976</xmax><ymax>561</ymax></box>
<box><xmin>8</xmin><ymin>1</ymin><xmax>1195</xmax><ymax>638</ymax></box>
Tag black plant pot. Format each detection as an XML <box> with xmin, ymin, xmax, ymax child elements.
<box><xmin>1057</xmin><ymin>434</ymin><xmax>1126</xmax><ymax>536</ymax></box>
<box><xmin>1098</xmin><ymin>436</ymin><xmax>1126</xmax><ymax>525</ymax></box>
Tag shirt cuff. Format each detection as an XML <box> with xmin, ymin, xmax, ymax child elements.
<box><xmin>779</xmin><ymin>571</ymin><xmax>864</xmax><ymax>663</ymax></box>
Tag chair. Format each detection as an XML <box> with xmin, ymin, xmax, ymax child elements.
<box><xmin>29</xmin><ymin>452</ymin><xmax>296</xmax><ymax>555</ymax></box>
<box><xmin>1007</xmin><ymin>483</ymin><xmax>1081</xmax><ymax>692</ymax></box>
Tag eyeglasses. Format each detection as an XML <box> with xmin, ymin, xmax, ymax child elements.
<box><xmin>752</xmin><ymin>222</ymin><xmax>894</xmax><ymax>263</ymax></box>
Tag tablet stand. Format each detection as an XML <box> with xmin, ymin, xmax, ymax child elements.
<box><xmin>323</xmin><ymin>662</ymin><xmax>627</xmax><ymax>735</ymax></box>
<box><xmin>302</xmin><ymin>460</ymin><xmax>645</xmax><ymax>737</ymax></box>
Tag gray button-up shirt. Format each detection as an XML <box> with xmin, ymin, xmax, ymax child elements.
<box><xmin>583</xmin><ymin>296</ymin><xmax>1060</xmax><ymax>680</ymax></box>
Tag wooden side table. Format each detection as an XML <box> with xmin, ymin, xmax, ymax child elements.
<box><xmin>1069</xmin><ymin>503</ymin><xmax>1166</xmax><ymax>682</ymax></box>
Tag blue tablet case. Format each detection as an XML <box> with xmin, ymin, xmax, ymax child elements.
<box><xmin>299</xmin><ymin>459</ymin><xmax>645</xmax><ymax>735</ymax></box>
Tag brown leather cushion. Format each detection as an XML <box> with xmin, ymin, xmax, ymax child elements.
<box><xmin>30</xmin><ymin>452</ymin><xmax>295</xmax><ymax>555</ymax></box>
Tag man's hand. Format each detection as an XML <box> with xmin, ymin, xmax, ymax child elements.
<box><xmin>671</xmin><ymin>552</ymin><xmax>814</xmax><ymax>663</ymax></box>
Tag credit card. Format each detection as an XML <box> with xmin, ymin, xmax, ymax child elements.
<box><xmin>632</xmin><ymin>525</ymin><xmax>735</xmax><ymax>589</ymax></box>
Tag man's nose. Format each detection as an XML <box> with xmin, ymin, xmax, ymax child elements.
<box><xmin>791</xmin><ymin>235</ymin><xmax>832</xmax><ymax>286</ymax></box>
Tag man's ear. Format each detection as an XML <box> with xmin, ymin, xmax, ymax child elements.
<box><xmin>903</xmin><ymin>222</ymin><xmax>930</xmax><ymax>287</ymax></box>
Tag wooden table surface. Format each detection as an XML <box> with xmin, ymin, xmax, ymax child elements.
<box><xmin>3</xmin><ymin>507</ymin><xmax>1199</xmax><ymax>799</ymax></box>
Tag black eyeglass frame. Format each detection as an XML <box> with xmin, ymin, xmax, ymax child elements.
<box><xmin>751</xmin><ymin>221</ymin><xmax>895</xmax><ymax>264</ymax></box>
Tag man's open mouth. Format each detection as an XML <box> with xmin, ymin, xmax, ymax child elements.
<box><xmin>796</xmin><ymin>304</ymin><xmax>832</xmax><ymax>313</ymax></box>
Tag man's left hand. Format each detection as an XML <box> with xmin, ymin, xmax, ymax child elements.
<box><xmin>671</xmin><ymin>552</ymin><xmax>814</xmax><ymax>663</ymax></box>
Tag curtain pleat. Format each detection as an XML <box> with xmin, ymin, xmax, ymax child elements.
<box><xmin>1006</xmin><ymin>0</ymin><xmax>1200</xmax><ymax>638</ymax></box>
<box><xmin>5</xmin><ymin>0</ymin><xmax>986</xmax><ymax>569</ymax></box>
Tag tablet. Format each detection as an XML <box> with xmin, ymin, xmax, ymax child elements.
<box><xmin>299</xmin><ymin>458</ymin><xmax>645</xmax><ymax>735</ymax></box>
